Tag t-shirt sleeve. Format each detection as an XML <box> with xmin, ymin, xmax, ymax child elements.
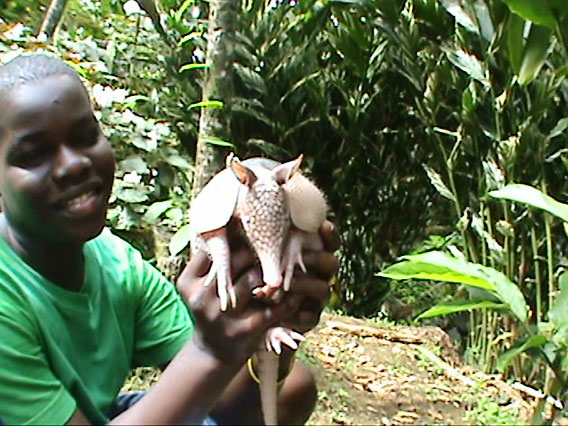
<box><xmin>122</xmin><ymin>239</ymin><xmax>195</xmax><ymax>367</ymax></box>
<box><xmin>0</xmin><ymin>308</ymin><xmax>77</xmax><ymax>425</ymax></box>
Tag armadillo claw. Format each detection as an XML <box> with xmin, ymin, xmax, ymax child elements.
<box><xmin>265</xmin><ymin>327</ymin><xmax>305</xmax><ymax>354</ymax></box>
<box><xmin>203</xmin><ymin>265</ymin><xmax>217</xmax><ymax>288</ymax></box>
<box><xmin>281</xmin><ymin>230</ymin><xmax>307</xmax><ymax>291</ymax></box>
<box><xmin>214</xmin><ymin>266</ymin><xmax>235</xmax><ymax>312</ymax></box>
<box><xmin>252</xmin><ymin>285</ymin><xmax>284</xmax><ymax>302</ymax></box>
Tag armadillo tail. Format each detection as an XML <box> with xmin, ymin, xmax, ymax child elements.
<box><xmin>257</xmin><ymin>350</ymin><xmax>279</xmax><ymax>426</ymax></box>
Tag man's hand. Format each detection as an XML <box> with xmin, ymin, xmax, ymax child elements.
<box><xmin>176</xmin><ymin>223</ymin><xmax>301</xmax><ymax>366</ymax></box>
<box><xmin>281</xmin><ymin>220</ymin><xmax>340</xmax><ymax>333</ymax></box>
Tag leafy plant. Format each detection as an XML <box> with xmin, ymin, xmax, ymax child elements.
<box><xmin>380</xmin><ymin>183</ymin><xmax>568</xmax><ymax>421</ymax></box>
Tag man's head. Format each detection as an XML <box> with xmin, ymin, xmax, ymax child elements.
<box><xmin>0</xmin><ymin>54</ymin><xmax>115</xmax><ymax>245</ymax></box>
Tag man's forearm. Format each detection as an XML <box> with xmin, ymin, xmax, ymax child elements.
<box><xmin>110</xmin><ymin>336</ymin><xmax>241</xmax><ymax>425</ymax></box>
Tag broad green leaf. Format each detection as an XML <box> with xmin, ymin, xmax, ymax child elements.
<box><xmin>165</xmin><ymin>207</ymin><xmax>184</xmax><ymax>225</ymax></box>
<box><xmin>379</xmin><ymin>251</ymin><xmax>528</xmax><ymax>321</ymax></box>
<box><xmin>417</xmin><ymin>300</ymin><xmax>505</xmax><ymax>320</ymax></box>
<box><xmin>118</xmin><ymin>156</ymin><xmax>148</xmax><ymax>174</ymax></box>
<box><xmin>179</xmin><ymin>63</ymin><xmax>210</xmax><ymax>73</ymax></box>
<box><xmin>124</xmin><ymin>95</ymin><xmax>150</xmax><ymax>108</ymax></box>
<box><xmin>178</xmin><ymin>32</ymin><xmax>204</xmax><ymax>47</ymax></box>
<box><xmin>142</xmin><ymin>200</ymin><xmax>173</xmax><ymax>225</ymax></box>
<box><xmin>169</xmin><ymin>224</ymin><xmax>192</xmax><ymax>256</ymax></box>
<box><xmin>115</xmin><ymin>187</ymin><xmax>149</xmax><ymax>203</ymax></box>
<box><xmin>444</xmin><ymin>46</ymin><xmax>490</xmax><ymax>88</ymax></box>
<box><xmin>472</xmin><ymin>1</ymin><xmax>494</xmax><ymax>42</ymax></box>
<box><xmin>440</xmin><ymin>0</ymin><xmax>478</xmax><ymax>34</ymax></box>
<box><xmin>280</xmin><ymin>71</ymin><xmax>321</xmax><ymax>104</ymax></box>
<box><xmin>234</xmin><ymin>63</ymin><xmax>267</xmax><ymax>95</ymax></box>
<box><xmin>496</xmin><ymin>335</ymin><xmax>548</xmax><ymax>372</ymax></box>
<box><xmin>505</xmin><ymin>12</ymin><xmax>525</xmax><ymax>74</ymax></box>
<box><xmin>189</xmin><ymin>100</ymin><xmax>224</xmax><ymax>110</ymax></box>
<box><xmin>175</xmin><ymin>0</ymin><xmax>196</xmax><ymax>23</ymax></box>
<box><xmin>166</xmin><ymin>155</ymin><xmax>193</xmax><ymax>169</ymax></box>
<box><xmin>518</xmin><ymin>24</ymin><xmax>552</xmax><ymax>86</ymax></box>
<box><xmin>378</xmin><ymin>251</ymin><xmax>496</xmax><ymax>290</ymax></box>
<box><xmin>423</xmin><ymin>165</ymin><xmax>456</xmax><ymax>202</ymax></box>
<box><xmin>489</xmin><ymin>266</ymin><xmax>528</xmax><ymax>322</ymax></box>
<box><xmin>500</xmin><ymin>0</ymin><xmax>556</xmax><ymax>29</ymax></box>
<box><xmin>327</xmin><ymin>0</ymin><xmax>366</xmax><ymax>4</ymax></box>
<box><xmin>489</xmin><ymin>184</ymin><xmax>568</xmax><ymax>222</ymax></box>
<box><xmin>131</xmin><ymin>135</ymin><xmax>157</xmax><ymax>152</ymax></box>
<box><xmin>549</xmin><ymin>271</ymin><xmax>568</xmax><ymax>328</ymax></box>
<box><xmin>548</xmin><ymin>118</ymin><xmax>568</xmax><ymax>140</ymax></box>
<box><xmin>201</xmin><ymin>136</ymin><xmax>234</xmax><ymax>148</ymax></box>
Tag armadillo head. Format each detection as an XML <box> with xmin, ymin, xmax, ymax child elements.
<box><xmin>231</xmin><ymin>156</ymin><xmax>302</xmax><ymax>288</ymax></box>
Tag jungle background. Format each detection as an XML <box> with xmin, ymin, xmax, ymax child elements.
<box><xmin>1</xmin><ymin>0</ymin><xmax>568</xmax><ymax>424</ymax></box>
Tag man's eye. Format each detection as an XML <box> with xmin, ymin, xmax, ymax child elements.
<box><xmin>9</xmin><ymin>146</ymin><xmax>50</xmax><ymax>168</ymax></box>
<box><xmin>72</xmin><ymin>128</ymin><xmax>99</xmax><ymax>148</ymax></box>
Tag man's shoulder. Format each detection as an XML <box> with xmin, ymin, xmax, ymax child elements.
<box><xmin>86</xmin><ymin>228</ymin><xmax>143</xmax><ymax>270</ymax></box>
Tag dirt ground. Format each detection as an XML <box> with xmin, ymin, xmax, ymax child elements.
<box><xmin>302</xmin><ymin>312</ymin><xmax>534</xmax><ymax>425</ymax></box>
<box><xmin>125</xmin><ymin>311</ymin><xmax>550</xmax><ymax>425</ymax></box>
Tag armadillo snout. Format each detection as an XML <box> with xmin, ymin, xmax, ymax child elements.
<box><xmin>239</xmin><ymin>179</ymin><xmax>290</xmax><ymax>291</ymax></box>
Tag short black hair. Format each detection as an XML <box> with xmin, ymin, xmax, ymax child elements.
<box><xmin>0</xmin><ymin>54</ymin><xmax>81</xmax><ymax>96</ymax></box>
<box><xmin>0</xmin><ymin>54</ymin><xmax>83</xmax><ymax>136</ymax></box>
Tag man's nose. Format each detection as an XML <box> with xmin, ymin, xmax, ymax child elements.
<box><xmin>53</xmin><ymin>145</ymin><xmax>91</xmax><ymax>183</ymax></box>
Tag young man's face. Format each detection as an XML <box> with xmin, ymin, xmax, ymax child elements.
<box><xmin>0</xmin><ymin>74</ymin><xmax>115</xmax><ymax>244</ymax></box>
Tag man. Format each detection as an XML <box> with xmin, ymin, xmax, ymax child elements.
<box><xmin>0</xmin><ymin>54</ymin><xmax>339</xmax><ymax>424</ymax></box>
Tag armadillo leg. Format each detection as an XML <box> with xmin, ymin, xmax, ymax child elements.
<box><xmin>256</xmin><ymin>350</ymin><xmax>279</xmax><ymax>426</ymax></box>
<box><xmin>281</xmin><ymin>228</ymin><xmax>307</xmax><ymax>292</ymax></box>
<box><xmin>265</xmin><ymin>326</ymin><xmax>305</xmax><ymax>355</ymax></box>
<box><xmin>203</xmin><ymin>229</ymin><xmax>237</xmax><ymax>311</ymax></box>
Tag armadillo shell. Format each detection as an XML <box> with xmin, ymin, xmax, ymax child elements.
<box><xmin>283</xmin><ymin>173</ymin><xmax>327</xmax><ymax>233</ymax></box>
<box><xmin>189</xmin><ymin>167</ymin><xmax>242</xmax><ymax>235</ymax></box>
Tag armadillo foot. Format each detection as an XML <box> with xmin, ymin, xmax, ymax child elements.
<box><xmin>281</xmin><ymin>229</ymin><xmax>307</xmax><ymax>291</ymax></box>
<box><xmin>265</xmin><ymin>327</ymin><xmax>305</xmax><ymax>354</ymax></box>
<box><xmin>252</xmin><ymin>285</ymin><xmax>284</xmax><ymax>302</ymax></box>
<box><xmin>203</xmin><ymin>230</ymin><xmax>237</xmax><ymax>311</ymax></box>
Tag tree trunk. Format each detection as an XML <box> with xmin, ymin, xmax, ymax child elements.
<box><xmin>37</xmin><ymin>0</ymin><xmax>69</xmax><ymax>40</ymax></box>
<box><xmin>192</xmin><ymin>0</ymin><xmax>237</xmax><ymax>196</ymax></box>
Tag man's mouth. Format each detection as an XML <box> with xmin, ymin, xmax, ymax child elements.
<box><xmin>58</xmin><ymin>186</ymin><xmax>104</xmax><ymax>216</ymax></box>
<box><xmin>65</xmin><ymin>190</ymin><xmax>97</xmax><ymax>210</ymax></box>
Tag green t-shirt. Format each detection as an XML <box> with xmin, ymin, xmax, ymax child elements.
<box><xmin>0</xmin><ymin>228</ymin><xmax>194</xmax><ymax>424</ymax></box>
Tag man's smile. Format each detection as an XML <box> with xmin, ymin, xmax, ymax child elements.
<box><xmin>54</xmin><ymin>181</ymin><xmax>105</xmax><ymax>217</ymax></box>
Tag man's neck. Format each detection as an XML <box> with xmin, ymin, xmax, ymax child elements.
<box><xmin>0</xmin><ymin>215</ymin><xmax>85</xmax><ymax>291</ymax></box>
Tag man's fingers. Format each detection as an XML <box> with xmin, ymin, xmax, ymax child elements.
<box><xmin>232</xmin><ymin>268</ymin><xmax>263</xmax><ymax>307</ymax></box>
<box><xmin>180</xmin><ymin>251</ymin><xmax>211</xmax><ymax>280</ymax></box>
<box><xmin>302</xmin><ymin>251</ymin><xmax>339</xmax><ymax>281</ymax></box>
<box><xmin>230</xmin><ymin>246</ymin><xmax>258</xmax><ymax>282</ymax></box>
<box><xmin>288</xmin><ymin>276</ymin><xmax>330</xmax><ymax>311</ymax></box>
<box><xmin>240</xmin><ymin>296</ymin><xmax>301</xmax><ymax>334</ymax></box>
<box><xmin>319</xmin><ymin>220</ymin><xmax>340</xmax><ymax>252</ymax></box>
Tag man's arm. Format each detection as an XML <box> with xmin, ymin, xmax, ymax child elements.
<box><xmin>115</xmin><ymin>239</ymin><xmax>300</xmax><ymax>424</ymax></box>
<box><xmin>68</xmin><ymin>221</ymin><xmax>339</xmax><ymax>425</ymax></box>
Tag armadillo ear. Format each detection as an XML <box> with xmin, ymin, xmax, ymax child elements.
<box><xmin>273</xmin><ymin>154</ymin><xmax>303</xmax><ymax>185</ymax></box>
<box><xmin>231</xmin><ymin>157</ymin><xmax>257</xmax><ymax>187</ymax></box>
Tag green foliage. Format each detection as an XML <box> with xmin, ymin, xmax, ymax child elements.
<box><xmin>382</xmin><ymin>183</ymin><xmax>568</xmax><ymax>420</ymax></box>
<box><xmin>379</xmin><ymin>251</ymin><xmax>528</xmax><ymax>322</ymax></box>
<box><xmin>4</xmin><ymin>3</ymin><xmax>568</xmax><ymax>411</ymax></box>
<box><xmin>464</xmin><ymin>395</ymin><xmax>522</xmax><ymax>426</ymax></box>
<box><xmin>489</xmin><ymin>184</ymin><xmax>568</xmax><ymax>222</ymax></box>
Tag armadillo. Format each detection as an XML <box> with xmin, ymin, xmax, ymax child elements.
<box><xmin>189</xmin><ymin>154</ymin><xmax>327</xmax><ymax>425</ymax></box>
